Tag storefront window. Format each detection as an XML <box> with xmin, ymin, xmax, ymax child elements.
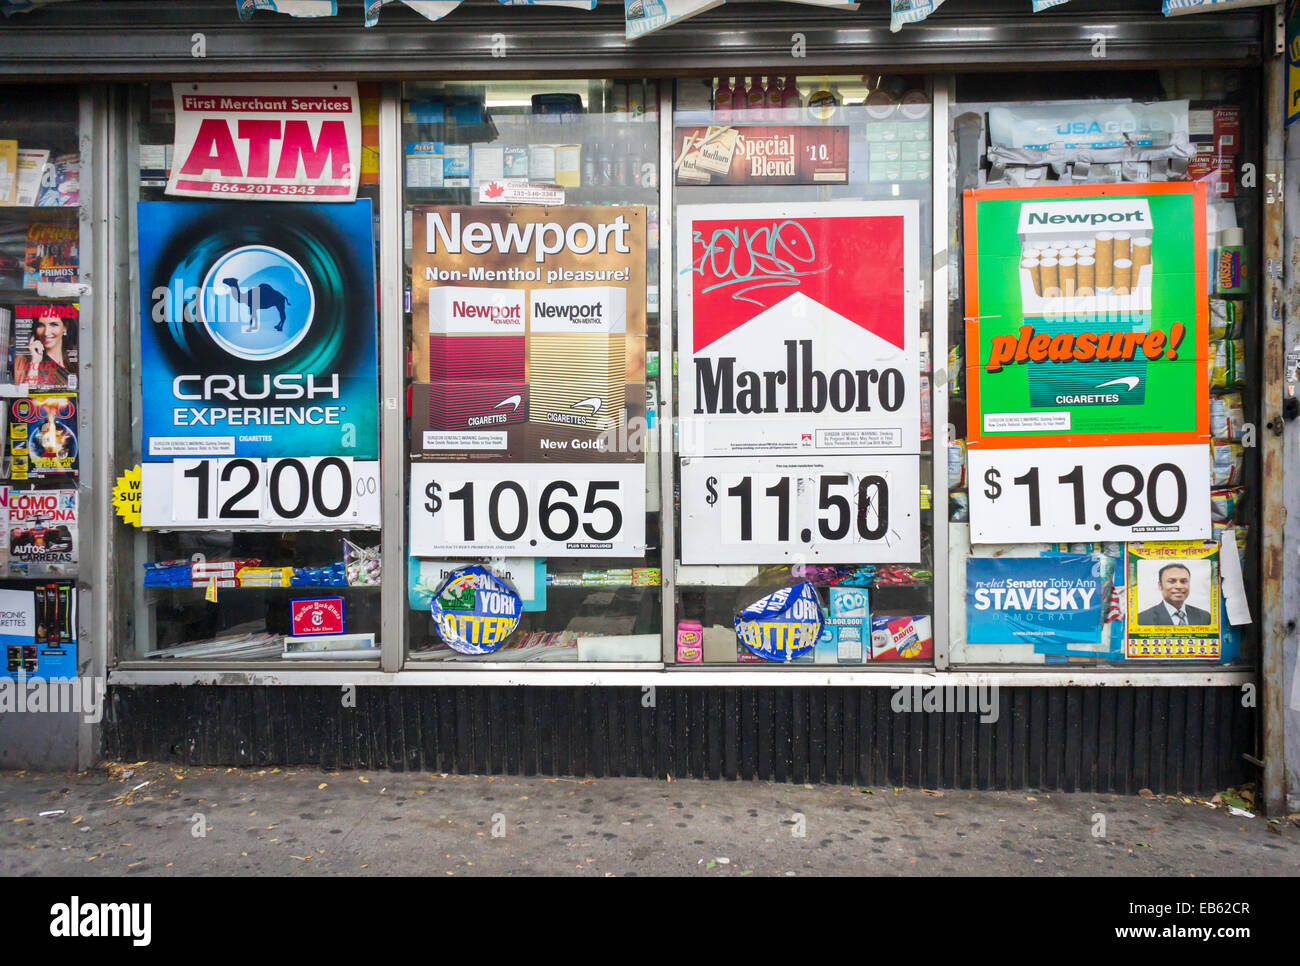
<box><xmin>125</xmin><ymin>83</ymin><xmax>384</xmax><ymax>662</ymax></box>
<box><xmin>948</xmin><ymin>69</ymin><xmax>1259</xmax><ymax>666</ymax></box>
<box><xmin>402</xmin><ymin>80</ymin><xmax>663</xmax><ymax>663</ymax></box>
<box><xmin>0</xmin><ymin>85</ymin><xmax>82</xmax><ymax>680</ymax></box>
<box><xmin>670</xmin><ymin>75</ymin><xmax>936</xmax><ymax>665</ymax></box>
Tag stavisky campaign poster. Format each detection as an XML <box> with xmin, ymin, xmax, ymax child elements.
<box><xmin>137</xmin><ymin>200</ymin><xmax>378</xmax><ymax>461</ymax></box>
<box><xmin>410</xmin><ymin>205</ymin><xmax>647</xmax><ymax>465</ymax></box>
<box><xmin>964</xmin><ymin>183</ymin><xmax>1208</xmax><ymax>449</ymax></box>
<box><xmin>678</xmin><ymin>201</ymin><xmax>921</xmax><ymax>457</ymax></box>
<box><xmin>166</xmin><ymin>83</ymin><xmax>361</xmax><ymax>202</ymax></box>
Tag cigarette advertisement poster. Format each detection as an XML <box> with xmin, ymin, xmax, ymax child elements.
<box><xmin>1125</xmin><ymin>541</ymin><xmax>1221</xmax><ymax>660</ymax></box>
<box><xmin>673</xmin><ymin>126</ymin><xmax>849</xmax><ymax>186</ymax></box>
<box><xmin>7</xmin><ymin>488</ymin><xmax>77</xmax><ymax>578</ymax></box>
<box><xmin>137</xmin><ymin>201</ymin><xmax>380</xmax><ymax>529</ymax></box>
<box><xmin>678</xmin><ymin>201</ymin><xmax>921</xmax><ymax>457</ymax></box>
<box><xmin>137</xmin><ymin>200</ymin><xmax>378</xmax><ymax>462</ymax></box>
<box><xmin>966</xmin><ymin>554</ymin><xmax>1110</xmax><ymax>646</ymax></box>
<box><xmin>166</xmin><ymin>82</ymin><xmax>361</xmax><ymax>202</ymax></box>
<box><xmin>410</xmin><ymin>204</ymin><xmax>647</xmax><ymax>465</ymax></box>
<box><xmin>964</xmin><ymin>183</ymin><xmax>1208</xmax><ymax>449</ymax></box>
<box><xmin>0</xmin><ymin>582</ymin><xmax>76</xmax><ymax>681</ymax></box>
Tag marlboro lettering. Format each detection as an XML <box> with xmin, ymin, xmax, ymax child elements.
<box><xmin>984</xmin><ymin>321</ymin><xmax>1186</xmax><ymax>373</ymax></box>
<box><xmin>694</xmin><ymin>339</ymin><xmax>905</xmax><ymax>415</ymax></box>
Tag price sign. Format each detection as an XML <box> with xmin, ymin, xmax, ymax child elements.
<box><xmin>141</xmin><ymin>458</ymin><xmax>381</xmax><ymax>529</ymax></box>
<box><xmin>409</xmin><ymin>462</ymin><xmax>645</xmax><ymax>558</ymax></box>
<box><xmin>680</xmin><ymin>456</ymin><xmax>920</xmax><ymax>564</ymax></box>
<box><xmin>968</xmin><ymin>444</ymin><xmax>1210</xmax><ymax>544</ymax></box>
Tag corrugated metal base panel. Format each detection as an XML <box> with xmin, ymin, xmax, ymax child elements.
<box><xmin>102</xmin><ymin>685</ymin><xmax>1255</xmax><ymax>793</ymax></box>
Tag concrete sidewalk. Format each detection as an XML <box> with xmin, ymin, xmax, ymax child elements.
<box><xmin>1</xmin><ymin>764</ymin><xmax>1297</xmax><ymax>876</ymax></box>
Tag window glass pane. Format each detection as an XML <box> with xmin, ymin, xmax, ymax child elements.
<box><xmin>671</xmin><ymin>75</ymin><xmax>936</xmax><ymax>666</ymax></box>
<box><xmin>0</xmin><ymin>85</ymin><xmax>81</xmax><ymax>680</ymax></box>
<box><xmin>125</xmin><ymin>83</ymin><xmax>383</xmax><ymax>662</ymax></box>
<box><xmin>948</xmin><ymin>69</ymin><xmax>1258</xmax><ymax>666</ymax></box>
<box><xmin>403</xmin><ymin>79</ymin><xmax>662</xmax><ymax>663</ymax></box>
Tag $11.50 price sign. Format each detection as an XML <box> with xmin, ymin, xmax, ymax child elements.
<box><xmin>680</xmin><ymin>456</ymin><xmax>920</xmax><ymax>564</ymax></box>
<box><xmin>968</xmin><ymin>444</ymin><xmax>1210</xmax><ymax>544</ymax></box>
<box><xmin>409</xmin><ymin>462</ymin><xmax>646</xmax><ymax>558</ymax></box>
<box><xmin>141</xmin><ymin>457</ymin><xmax>381</xmax><ymax>529</ymax></box>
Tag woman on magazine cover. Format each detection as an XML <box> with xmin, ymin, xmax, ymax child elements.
<box><xmin>13</xmin><ymin>314</ymin><xmax>75</xmax><ymax>389</ymax></box>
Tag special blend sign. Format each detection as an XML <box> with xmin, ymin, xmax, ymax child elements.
<box><xmin>674</xmin><ymin>126</ymin><xmax>849</xmax><ymax>186</ymax></box>
<box><xmin>963</xmin><ymin>183</ymin><xmax>1211</xmax><ymax>544</ymax></box>
<box><xmin>166</xmin><ymin>83</ymin><xmax>361</xmax><ymax>202</ymax></box>
<box><xmin>678</xmin><ymin>201</ymin><xmax>921</xmax><ymax>457</ymax></box>
<box><xmin>137</xmin><ymin>200</ymin><xmax>380</xmax><ymax>529</ymax></box>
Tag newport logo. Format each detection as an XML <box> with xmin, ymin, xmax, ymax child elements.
<box><xmin>890</xmin><ymin>684</ymin><xmax>999</xmax><ymax>724</ymax></box>
<box><xmin>49</xmin><ymin>896</ymin><xmax>151</xmax><ymax>946</ymax></box>
<box><xmin>0</xmin><ymin>676</ymin><xmax>103</xmax><ymax>723</ymax></box>
<box><xmin>199</xmin><ymin>245</ymin><xmax>315</xmax><ymax>361</ymax></box>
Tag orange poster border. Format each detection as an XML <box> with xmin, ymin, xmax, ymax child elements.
<box><xmin>963</xmin><ymin>181</ymin><xmax>1210</xmax><ymax>451</ymax></box>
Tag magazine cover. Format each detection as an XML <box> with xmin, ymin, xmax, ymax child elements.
<box><xmin>10</xmin><ymin>303</ymin><xmax>77</xmax><ymax>389</ymax></box>
<box><xmin>7</xmin><ymin>487</ymin><xmax>76</xmax><ymax>577</ymax></box>
<box><xmin>22</xmin><ymin>222</ymin><xmax>78</xmax><ymax>289</ymax></box>
<box><xmin>8</xmin><ymin>394</ymin><xmax>77</xmax><ymax>479</ymax></box>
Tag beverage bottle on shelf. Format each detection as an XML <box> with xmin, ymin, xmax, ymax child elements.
<box><xmin>731</xmin><ymin>76</ymin><xmax>747</xmax><ymax>116</ymax></box>
<box><xmin>782</xmin><ymin>75</ymin><xmax>802</xmax><ymax>122</ymax></box>
<box><xmin>714</xmin><ymin>76</ymin><xmax>732</xmax><ymax>123</ymax></box>
<box><xmin>746</xmin><ymin>76</ymin><xmax>765</xmax><ymax>115</ymax></box>
<box><xmin>765</xmin><ymin>76</ymin><xmax>784</xmax><ymax>121</ymax></box>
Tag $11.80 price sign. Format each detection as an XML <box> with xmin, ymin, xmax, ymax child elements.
<box><xmin>968</xmin><ymin>444</ymin><xmax>1210</xmax><ymax>544</ymax></box>
<box><xmin>680</xmin><ymin>456</ymin><xmax>920</xmax><ymax>564</ymax></box>
<box><xmin>409</xmin><ymin>462</ymin><xmax>645</xmax><ymax>558</ymax></box>
<box><xmin>141</xmin><ymin>457</ymin><xmax>381</xmax><ymax>528</ymax></box>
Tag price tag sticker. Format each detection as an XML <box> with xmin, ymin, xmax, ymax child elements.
<box><xmin>968</xmin><ymin>444</ymin><xmax>1211</xmax><ymax>544</ymax></box>
<box><xmin>141</xmin><ymin>457</ymin><xmax>381</xmax><ymax>529</ymax></box>
<box><xmin>680</xmin><ymin>455</ymin><xmax>921</xmax><ymax>564</ymax></box>
<box><xmin>409</xmin><ymin>462</ymin><xmax>646</xmax><ymax>558</ymax></box>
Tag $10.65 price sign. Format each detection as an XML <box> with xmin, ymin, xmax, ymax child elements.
<box><xmin>141</xmin><ymin>457</ymin><xmax>381</xmax><ymax>528</ymax></box>
<box><xmin>680</xmin><ymin>456</ymin><xmax>920</xmax><ymax>564</ymax></box>
<box><xmin>968</xmin><ymin>444</ymin><xmax>1210</xmax><ymax>544</ymax></box>
<box><xmin>409</xmin><ymin>462</ymin><xmax>645</xmax><ymax>558</ymax></box>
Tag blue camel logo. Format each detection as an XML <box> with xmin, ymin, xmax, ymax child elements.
<box><xmin>222</xmin><ymin>277</ymin><xmax>292</xmax><ymax>332</ymax></box>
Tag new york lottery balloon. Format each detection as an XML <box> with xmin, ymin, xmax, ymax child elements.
<box><xmin>431</xmin><ymin>566</ymin><xmax>522</xmax><ymax>655</ymax></box>
<box><xmin>735</xmin><ymin>582</ymin><xmax>823</xmax><ymax>662</ymax></box>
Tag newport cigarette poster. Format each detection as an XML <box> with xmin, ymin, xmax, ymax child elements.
<box><xmin>1125</xmin><ymin>541</ymin><xmax>1221</xmax><ymax>660</ymax></box>
<box><xmin>166</xmin><ymin>82</ymin><xmax>361</xmax><ymax>202</ymax></box>
<box><xmin>409</xmin><ymin>204</ymin><xmax>647</xmax><ymax>464</ymax></box>
<box><xmin>678</xmin><ymin>201</ymin><xmax>921</xmax><ymax>457</ymax></box>
<box><xmin>963</xmin><ymin>183</ymin><xmax>1209</xmax><ymax>450</ymax></box>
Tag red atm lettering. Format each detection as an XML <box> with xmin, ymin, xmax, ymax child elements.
<box><xmin>179</xmin><ymin>118</ymin><xmax>350</xmax><ymax>180</ymax></box>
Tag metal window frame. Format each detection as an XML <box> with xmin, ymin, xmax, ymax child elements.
<box><xmin>103</xmin><ymin>60</ymin><xmax>1266</xmax><ymax>687</ymax></box>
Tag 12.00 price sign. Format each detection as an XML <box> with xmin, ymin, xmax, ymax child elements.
<box><xmin>141</xmin><ymin>457</ymin><xmax>381</xmax><ymax>529</ymax></box>
<box><xmin>409</xmin><ymin>463</ymin><xmax>646</xmax><ymax>558</ymax></box>
<box><xmin>968</xmin><ymin>444</ymin><xmax>1210</xmax><ymax>543</ymax></box>
<box><xmin>680</xmin><ymin>456</ymin><xmax>920</xmax><ymax>564</ymax></box>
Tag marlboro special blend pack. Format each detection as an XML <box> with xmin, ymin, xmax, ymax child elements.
<box><xmin>427</xmin><ymin>286</ymin><xmax>527</xmax><ymax>431</ymax></box>
<box><xmin>528</xmin><ymin>287</ymin><xmax>626</xmax><ymax>433</ymax></box>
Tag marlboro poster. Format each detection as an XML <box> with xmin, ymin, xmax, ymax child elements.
<box><xmin>410</xmin><ymin>205</ymin><xmax>647</xmax><ymax>464</ymax></box>
<box><xmin>678</xmin><ymin>201</ymin><xmax>921</xmax><ymax>456</ymax></box>
<box><xmin>166</xmin><ymin>82</ymin><xmax>361</xmax><ymax>202</ymax></box>
<box><xmin>674</xmin><ymin>126</ymin><xmax>849</xmax><ymax>186</ymax></box>
<box><xmin>964</xmin><ymin>183</ymin><xmax>1209</xmax><ymax>449</ymax></box>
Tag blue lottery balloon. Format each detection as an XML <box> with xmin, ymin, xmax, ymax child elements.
<box><xmin>431</xmin><ymin>565</ymin><xmax>522</xmax><ymax>655</ymax></box>
<box><xmin>734</xmin><ymin>582</ymin><xmax>823</xmax><ymax>663</ymax></box>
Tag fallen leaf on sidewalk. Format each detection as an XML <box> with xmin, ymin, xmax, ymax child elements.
<box><xmin>1138</xmin><ymin>788</ymin><xmax>1156</xmax><ymax>799</ymax></box>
